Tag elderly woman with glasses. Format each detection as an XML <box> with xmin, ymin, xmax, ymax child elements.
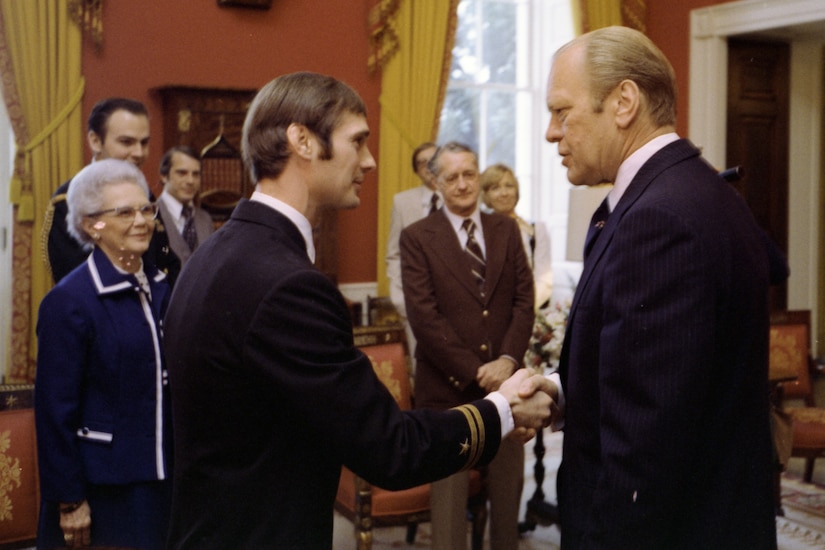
<box><xmin>35</xmin><ymin>158</ymin><xmax>172</xmax><ymax>549</ymax></box>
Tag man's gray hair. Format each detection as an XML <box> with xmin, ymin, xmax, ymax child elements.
<box><xmin>427</xmin><ymin>141</ymin><xmax>478</xmax><ymax>177</ymax></box>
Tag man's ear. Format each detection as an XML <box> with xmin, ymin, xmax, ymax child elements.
<box><xmin>87</xmin><ymin>130</ymin><xmax>103</xmax><ymax>158</ymax></box>
<box><xmin>615</xmin><ymin>79</ymin><xmax>640</xmax><ymax>129</ymax></box>
<box><xmin>286</xmin><ymin>123</ymin><xmax>314</xmax><ymax>160</ymax></box>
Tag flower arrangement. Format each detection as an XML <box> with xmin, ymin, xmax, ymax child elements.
<box><xmin>524</xmin><ymin>299</ymin><xmax>570</xmax><ymax>375</ymax></box>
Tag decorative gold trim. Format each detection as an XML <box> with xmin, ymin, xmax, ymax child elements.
<box><xmin>367</xmin><ymin>0</ymin><xmax>402</xmax><ymax>74</ymax></box>
<box><xmin>0</xmin><ymin>429</ymin><xmax>23</xmax><ymax>521</ymax></box>
<box><xmin>68</xmin><ymin>0</ymin><xmax>104</xmax><ymax>49</ymax></box>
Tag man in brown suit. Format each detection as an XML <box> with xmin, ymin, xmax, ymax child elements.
<box><xmin>400</xmin><ymin>142</ymin><xmax>535</xmax><ymax>549</ymax></box>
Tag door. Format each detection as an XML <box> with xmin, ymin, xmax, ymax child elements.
<box><xmin>726</xmin><ymin>39</ymin><xmax>790</xmax><ymax>311</ymax></box>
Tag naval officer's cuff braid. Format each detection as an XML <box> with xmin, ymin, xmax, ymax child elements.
<box><xmin>452</xmin><ymin>404</ymin><xmax>485</xmax><ymax>470</ymax></box>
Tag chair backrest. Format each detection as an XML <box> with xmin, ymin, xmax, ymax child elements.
<box><xmin>769</xmin><ymin>310</ymin><xmax>813</xmax><ymax>402</ymax></box>
<box><xmin>361</xmin><ymin>342</ymin><xmax>411</xmax><ymax>410</ymax></box>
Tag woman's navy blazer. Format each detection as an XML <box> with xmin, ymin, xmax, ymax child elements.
<box><xmin>35</xmin><ymin>246</ymin><xmax>171</xmax><ymax>504</ymax></box>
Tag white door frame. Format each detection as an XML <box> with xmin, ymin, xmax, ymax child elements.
<box><xmin>690</xmin><ymin>0</ymin><xmax>825</xmax><ymax>337</ymax></box>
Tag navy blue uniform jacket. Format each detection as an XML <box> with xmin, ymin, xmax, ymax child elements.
<box><xmin>164</xmin><ymin>199</ymin><xmax>502</xmax><ymax>549</ymax></box>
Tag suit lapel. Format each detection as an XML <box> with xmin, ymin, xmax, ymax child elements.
<box><xmin>194</xmin><ymin>210</ymin><xmax>213</xmax><ymax>242</ymax></box>
<box><xmin>158</xmin><ymin>200</ymin><xmax>187</xmax><ymax>258</ymax></box>
<box><xmin>480</xmin><ymin>213</ymin><xmax>506</xmax><ymax>299</ymax></box>
<box><xmin>426</xmin><ymin>212</ymin><xmax>484</xmax><ymax>300</ymax></box>
<box><xmin>564</xmin><ymin>139</ymin><xmax>702</xmax><ymax>366</ymax></box>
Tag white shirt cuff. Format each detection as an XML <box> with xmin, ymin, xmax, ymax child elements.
<box><xmin>485</xmin><ymin>391</ymin><xmax>514</xmax><ymax>439</ymax></box>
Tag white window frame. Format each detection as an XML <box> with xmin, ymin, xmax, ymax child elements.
<box><xmin>439</xmin><ymin>0</ymin><xmax>578</xmax><ymax>299</ymax></box>
<box><xmin>0</xmin><ymin>96</ymin><xmax>13</xmax><ymax>381</ymax></box>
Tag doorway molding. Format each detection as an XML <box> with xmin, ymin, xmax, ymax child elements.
<box><xmin>690</xmin><ymin>0</ymin><xmax>825</xmax><ymax>337</ymax></box>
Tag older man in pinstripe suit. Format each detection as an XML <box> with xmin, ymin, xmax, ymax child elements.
<box><xmin>532</xmin><ymin>26</ymin><xmax>776</xmax><ymax>549</ymax></box>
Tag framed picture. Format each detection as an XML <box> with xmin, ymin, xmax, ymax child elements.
<box><xmin>217</xmin><ymin>0</ymin><xmax>272</xmax><ymax>9</ymax></box>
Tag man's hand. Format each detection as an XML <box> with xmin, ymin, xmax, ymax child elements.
<box><xmin>519</xmin><ymin>374</ymin><xmax>563</xmax><ymax>428</ymax></box>
<box><xmin>59</xmin><ymin>500</ymin><xmax>91</xmax><ymax>547</ymax></box>
<box><xmin>518</xmin><ymin>373</ymin><xmax>559</xmax><ymax>402</ymax></box>
<box><xmin>477</xmin><ymin>357</ymin><xmax>516</xmax><ymax>392</ymax></box>
<box><xmin>498</xmin><ymin>369</ymin><xmax>553</xmax><ymax>439</ymax></box>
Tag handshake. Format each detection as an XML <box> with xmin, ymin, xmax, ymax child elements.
<box><xmin>497</xmin><ymin>369</ymin><xmax>561</xmax><ymax>442</ymax></box>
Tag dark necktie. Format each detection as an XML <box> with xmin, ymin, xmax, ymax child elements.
<box><xmin>182</xmin><ymin>205</ymin><xmax>198</xmax><ymax>252</ymax></box>
<box><xmin>462</xmin><ymin>219</ymin><xmax>486</xmax><ymax>289</ymax></box>
<box><xmin>428</xmin><ymin>192</ymin><xmax>439</xmax><ymax>215</ymax></box>
<box><xmin>583</xmin><ymin>198</ymin><xmax>610</xmax><ymax>261</ymax></box>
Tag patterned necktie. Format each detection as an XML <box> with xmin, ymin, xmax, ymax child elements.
<box><xmin>428</xmin><ymin>192</ymin><xmax>439</xmax><ymax>215</ymax></box>
<box><xmin>134</xmin><ymin>269</ymin><xmax>151</xmax><ymax>301</ymax></box>
<box><xmin>182</xmin><ymin>205</ymin><xmax>198</xmax><ymax>251</ymax></box>
<box><xmin>583</xmin><ymin>198</ymin><xmax>610</xmax><ymax>261</ymax></box>
<box><xmin>462</xmin><ymin>219</ymin><xmax>486</xmax><ymax>289</ymax></box>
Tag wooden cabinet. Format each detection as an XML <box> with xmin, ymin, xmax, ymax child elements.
<box><xmin>156</xmin><ymin>86</ymin><xmax>255</xmax><ymax>210</ymax></box>
<box><xmin>155</xmin><ymin>86</ymin><xmax>338</xmax><ymax>282</ymax></box>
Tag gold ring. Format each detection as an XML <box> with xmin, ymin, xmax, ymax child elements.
<box><xmin>64</xmin><ymin>534</ymin><xmax>74</xmax><ymax>542</ymax></box>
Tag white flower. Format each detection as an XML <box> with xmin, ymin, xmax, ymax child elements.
<box><xmin>524</xmin><ymin>299</ymin><xmax>570</xmax><ymax>374</ymax></box>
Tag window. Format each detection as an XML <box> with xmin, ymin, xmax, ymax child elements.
<box><xmin>437</xmin><ymin>0</ymin><xmax>575</xmax><ymax>263</ymax></box>
<box><xmin>0</xmin><ymin>94</ymin><xmax>12</xmax><ymax>380</ymax></box>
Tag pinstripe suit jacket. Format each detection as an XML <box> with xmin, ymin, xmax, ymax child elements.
<box><xmin>557</xmin><ymin>139</ymin><xmax>776</xmax><ymax>549</ymax></box>
<box><xmin>400</xmin><ymin>209</ymin><xmax>535</xmax><ymax>410</ymax></box>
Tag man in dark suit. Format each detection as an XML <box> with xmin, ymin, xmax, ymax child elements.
<box><xmin>534</xmin><ymin>26</ymin><xmax>776</xmax><ymax>548</ymax></box>
<box><xmin>400</xmin><ymin>142</ymin><xmax>535</xmax><ymax>549</ymax></box>
<box><xmin>44</xmin><ymin>97</ymin><xmax>180</xmax><ymax>285</ymax></box>
<box><xmin>156</xmin><ymin>146</ymin><xmax>214</xmax><ymax>266</ymax></box>
<box><xmin>163</xmin><ymin>72</ymin><xmax>551</xmax><ymax>550</ymax></box>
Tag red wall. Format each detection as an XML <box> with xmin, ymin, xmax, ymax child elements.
<box><xmin>647</xmin><ymin>0</ymin><xmax>738</xmax><ymax>134</ymax></box>
<box><xmin>81</xmin><ymin>0</ymin><xmax>380</xmax><ymax>284</ymax></box>
<box><xmin>81</xmin><ymin>0</ymin><xmax>737</xmax><ymax>285</ymax></box>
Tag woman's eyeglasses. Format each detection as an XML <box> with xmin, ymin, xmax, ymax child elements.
<box><xmin>87</xmin><ymin>203</ymin><xmax>160</xmax><ymax>221</ymax></box>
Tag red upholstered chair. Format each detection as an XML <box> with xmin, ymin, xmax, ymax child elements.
<box><xmin>0</xmin><ymin>407</ymin><xmax>39</xmax><ymax>547</ymax></box>
<box><xmin>770</xmin><ymin>310</ymin><xmax>825</xmax><ymax>482</ymax></box>
<box><xmin>335</xmin><ymin>329</ymin><xmax>487</xmax><ymax>550</ymax></box>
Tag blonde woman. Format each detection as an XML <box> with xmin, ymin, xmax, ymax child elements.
<box><xmin>480</xmin><ymin>163</ymin><xmax>553</xmax><ymax>309</ymax></box>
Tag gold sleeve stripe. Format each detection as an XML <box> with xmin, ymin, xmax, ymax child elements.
<box><xmin>50</xmin><ymin>192</ymin><xmax>68</xmax><ymax>206</ymax></box>
<box><xmin>41</xmin><ymin>195</ymin><xmax>64</xmax><ymax>277</ymax></box>
<box><xmin>452</xmin><ymin>404</ymin><xmax>486</xmax><ymax>470</ymax></box>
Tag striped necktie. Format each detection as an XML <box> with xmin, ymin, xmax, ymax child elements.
<box><xmin>462</xmin><ymin>218</ymin><xmax>486</xmax><ymax>289</ymax></box>
<box><xmin>428</xmin><ymin>192</ymin><xmax>439</xmax><ymax>215</ymax></box>
<box><xmin>182</xmin><ymin>205</ymin><xmax>198</xmax><ymax>251</ymax></box>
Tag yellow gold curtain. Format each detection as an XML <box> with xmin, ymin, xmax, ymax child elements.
<box><xmin>576</xmin><ymin>0</ymin><xmax>646</xmax><ymax>34</ymax></box>
<box><xmin>0</xmin><ymin>0</ymin><xmax>85</xmax><ymax>383</ymax></box>
<box><xmin>371</xmin><ymin>0</ymin><xmax>459</xmax><ymax>296</ymax></box>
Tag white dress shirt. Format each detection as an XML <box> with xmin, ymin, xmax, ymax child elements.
<box><xmin>158</xmin><ymin>191</ymin><xmax>192</xmax><ymax>234</ymax></box>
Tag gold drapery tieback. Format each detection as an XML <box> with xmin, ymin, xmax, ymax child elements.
<box><xmin>68</xmin><ymin>0</ymin><xmax>104</xmax><ymax>49</ymax></box>
<box><xmin>368</xmin><ymin>0</ymin><xmax>402</xmax><ymax>74</ymax></box>
<box><xmin>10</xmin><ymin>77</ymin><xmax>85</xmax><ymax>221</ymax></box>
<box><xmin>621</xmin><ymin>0</ymin><xmax>646</xmax><ymax>32</ymax></box>
<box><xmin>577</xmin><ymin>0</ymin><xmax>646</xmax><ymax>34</ymax></box>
